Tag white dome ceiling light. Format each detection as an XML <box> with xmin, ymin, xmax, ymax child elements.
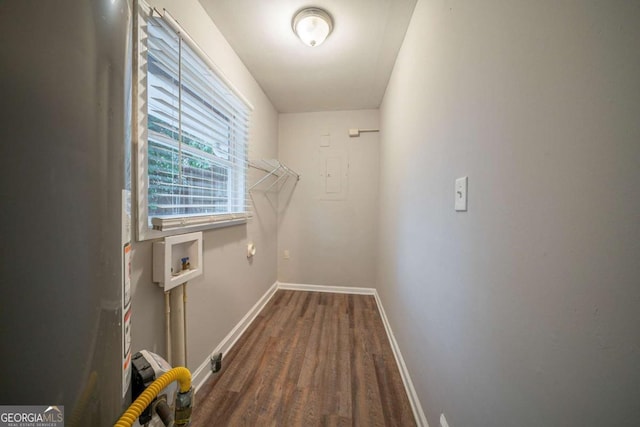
<box><xmin>292</xmin><ymin>7</ymin><xmax>333</xmax><ymax>47</ymax></box>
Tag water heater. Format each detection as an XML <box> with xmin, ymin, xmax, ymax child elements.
<box><xmin>0</xmin><ymin>1</ymin><xmax>133</xmax><ymax>425</ymax></box>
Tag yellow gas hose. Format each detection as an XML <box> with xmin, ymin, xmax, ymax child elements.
<box><xmin>113</xmin><ymin>366</ymin><xmax>192</xmax><ymax>427</ymax></box>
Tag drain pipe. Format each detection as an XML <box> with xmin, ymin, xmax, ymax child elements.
<box><xmin>170</xmin><ymin>283</ymin><xmax>187</xmax><ymax>367</ymax></box>
<box><xmin>183</xmin><ymin>284</ymin><xmax>188</xmax><ymax>365</ymax></box>
<box><xmin>153</xmin><ymin>398</ymin><xmax>175</xmax><ymax>427</ymax></box>
<box><xmin>165</xmin><ymin>291</ymin><xmax>172</xmax><ymax>365</ymax></box>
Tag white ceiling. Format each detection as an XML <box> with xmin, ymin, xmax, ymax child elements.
<box><xmin>199</xmin><ymin>0</ymin><xmax>417</xmax><ymax>113</ymax></box>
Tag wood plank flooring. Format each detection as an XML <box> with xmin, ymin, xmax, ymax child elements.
<box><xmin>191</xmin><ymin>290</ymin><xmax>416</xmax><ymax>427</ymax></box>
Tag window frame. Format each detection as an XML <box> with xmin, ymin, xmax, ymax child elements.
<box><xmin>134</xmin><ymin>2</ymin><xmax>253</xmax><ymax>241</ymax></box>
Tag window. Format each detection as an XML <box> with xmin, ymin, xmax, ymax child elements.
<box><xmin>135</xmin><ymin>3</ymin><xmax>252</xmax><ymax>240</ymax></box>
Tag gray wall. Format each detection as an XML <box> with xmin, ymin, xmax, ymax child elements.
<box><xmin>130</xmin><ymin>0</ymin><xmax>279</xmax><ymax>372</ymax></box>
<box><xmin>278</xmin><ymin>110</ymin><xmax>380</xmax><ymax>287</ymax></box>
<box><xmin>377</xmin><ymin>1</ymin><xmax>640</xmax><ymax>426</ymax></box>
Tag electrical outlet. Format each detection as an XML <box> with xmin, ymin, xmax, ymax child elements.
<box><xmin>283</xmin><ymin>250</ymin><xmax>290</xmax><ymax>260</ymax></box>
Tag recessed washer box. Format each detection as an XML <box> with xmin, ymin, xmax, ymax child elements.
<box><xmin>153</xmin><ymin>231</ymin><xmax>203</xmax><ymax>291</ymax></box>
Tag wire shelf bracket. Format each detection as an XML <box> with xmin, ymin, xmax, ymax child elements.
<box><xmin>248</xmin><ymin>159</ymin><xmax>300</xmax><ymax>191</ymax></box>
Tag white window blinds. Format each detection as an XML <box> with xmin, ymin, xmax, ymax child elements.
<box><xmin>136</xmin><ymin>4</ymin><xmax>251</xmax><ymax>238</ymax></box>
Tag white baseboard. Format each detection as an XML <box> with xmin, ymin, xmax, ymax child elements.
<box><xmin>191</xmin><ymin>353</ymin><xmax>213</xmax><ymax>394</ymax></box>
<box><xmin>192</xmin><ymin>280</ymin><xmax>279</xmax><ymax>392</ymax></box>
<box><xmin>191</xmin><ymin>280</ymin><xmax>428</xmax><ymax>427</ymax></box>
<box><xmin>277</xmin><ymin>281</ymin><xmax>375</xmax><ymax>295</ymax></box>
<box><xmin>373</xmin><ymin>291</ymin><xmax>429</xmax><ymax>427</ymax></box>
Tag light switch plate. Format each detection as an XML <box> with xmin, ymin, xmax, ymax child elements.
<box><xmin>455</xmin><ymin>176</ymin><xmax>468</xmax><ymax>211</ymax></box>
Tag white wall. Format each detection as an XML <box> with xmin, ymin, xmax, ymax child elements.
<box><xmin>130</xmin><ymin>0</ymin><xmax>279</xmax><ymax>372</ymax></box>
<box><xmin>278</xmin><ymin>110</ymin><xmax>379</xmax><ymax>287</ymax></box>
<box><xmin>378</xmin><ymin>1</ymin><xmax>640</xmax><ymax>426</ymax></box>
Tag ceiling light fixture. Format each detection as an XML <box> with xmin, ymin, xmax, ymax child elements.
<box><xmin>292</xmin><ymin>7</ymin><xmax>333</xmax><ymax>47</ymax></box>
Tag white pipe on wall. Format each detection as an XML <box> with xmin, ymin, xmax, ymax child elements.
<box><xmin>170</xmin><ymin>284</ymin><xmax>187</xmax><ymax>367</ymax></box>
<box><xmin>183</xmin><ymin>284</ymin><xmax>188</xmax><ymax>366</ymax></box>
<box><xmin>165</xmin><ymin>291</ymin><xmax>172</xmax><ymax>365</ymax></box>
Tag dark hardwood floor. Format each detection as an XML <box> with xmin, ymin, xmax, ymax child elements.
<box><xmin>191</xmin><ymin>290</ymin><xmax>416</xmax><ymax>427</ymax></box>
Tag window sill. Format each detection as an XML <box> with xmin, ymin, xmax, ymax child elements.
<box><xmin>137</xmin><ymin>215</ymin><xmax>249</xmax><ymax>241</ymax></box>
